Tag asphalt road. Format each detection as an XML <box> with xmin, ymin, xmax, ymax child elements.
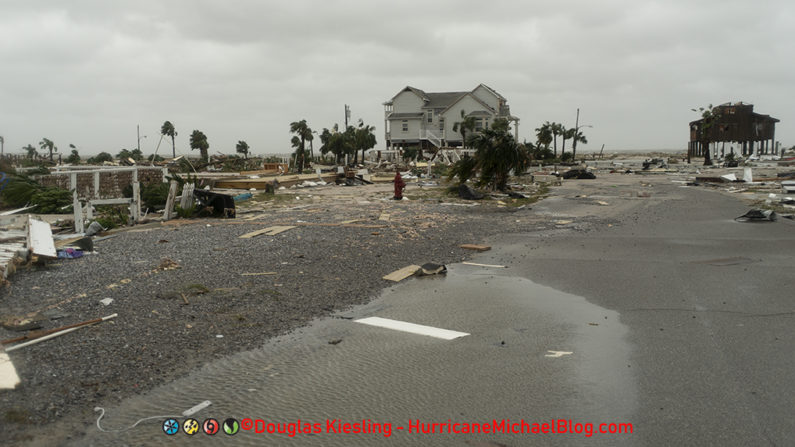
<box><xmin>76</xmin><ymin>180</ymin><xmax>794</xmax><ymax>446</ymax></box>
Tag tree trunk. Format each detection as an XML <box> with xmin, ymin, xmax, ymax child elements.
<box><xmin>171</xmin><ymin>136</ymin><xmax>176</xmax><ymax>158</ymax></box>
<box><xmin>702</xmin><ymin>140</ymin><xmax>712</xmax><ymax>166</ymax></box>
<box><xmin>553</xmin><ymin>136</ymin><xmax>557</xmax><ymax>157</ymax></box>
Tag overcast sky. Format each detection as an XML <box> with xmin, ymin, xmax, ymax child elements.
<box><xmin>1</xmin><ymin>0</ymin><xmax>793</xmax><ymax>157</ymax></box>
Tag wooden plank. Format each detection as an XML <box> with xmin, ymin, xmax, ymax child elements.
<box><xmin>239</xmin><ymin>228</ymin><xmax>273</xmax><ymax>239</ymax></box>
<box><xmin>459</xmin><ymin>244</ymin><xmax>491</xmax><ymax>252</ymax></box>
<box><xmin>382</xmin><ymin>265</ymin><xmax>421</xmax><ymax>282</ymax></box>
<box><xmin>266</xmin><ymin>225</ymin><xmax>295</xmax><ymax>235</ymax></box>
<box><xmin>239</xmin><ymin>225</ymin><xmax>296</xmax><ymax>239</ymax></box>
<box><xmin>163</xmin><ymin>181</ymin><xmax>178</xmax><ymax>221</ymax></box>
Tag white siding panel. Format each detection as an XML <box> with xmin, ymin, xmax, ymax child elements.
<box><xmin>391</xmin><ymin>90</ymin><xmax>425</xmax><ymax>114</ymax></box>
<box><xmin>472</xmin><ymin>85</ymin><xmax>499</xmax><ymax>111</ymax></box>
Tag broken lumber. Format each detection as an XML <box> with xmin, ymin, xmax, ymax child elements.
<box><xmin>383</xmin><ymin>265</ymin><xmax>421</xmax><ymax>282</ymax></box>
<box><xmin>27</xmin><ymin>215</ymin><xmax>57</xmax><ymax>259</ymax></box>
<box><xmin>4</xmin><ymin>313</ymin><xmax>118</xmax><ymax>352</ymax></box>
<box><xmin>239</xmin><ymin>225</ymin><xmax>296</xmax><ymax>238</ymax></box>
<box><xmin>459</xmin><ymin>244</ymin><xmax>491</xmax><ymax>252</ymax></box>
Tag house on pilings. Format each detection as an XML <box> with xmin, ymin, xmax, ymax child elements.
<box><xmin>689</xmin><ymin>102</ymin><xmax>780</xmax><ymax>159</ymax></box>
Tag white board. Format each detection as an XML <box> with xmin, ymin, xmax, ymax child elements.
<box><xmin>27</xmin><ymin>216</ymin><xmax>57</xmax><ymax>258</ymax></box>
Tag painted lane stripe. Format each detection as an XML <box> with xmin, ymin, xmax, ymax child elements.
<box><xmin>354</xmin><ymin>317</ymin><xmax>469</xmax><ymax>340</ymax></box>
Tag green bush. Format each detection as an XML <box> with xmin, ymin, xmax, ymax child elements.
<box><xmin>140</xmin><ymin>182</ymin><xmax>171</xmax><ymax>210</ymax></box>
<box><xmin>1</xmin><ymin>176</ymin><xmax>41</xmax><ymax>207</ymax></box>
<box><xmin>30</xmin><ymin>187</ymin><xmax>72</xmax><ymax>214</ymax></box>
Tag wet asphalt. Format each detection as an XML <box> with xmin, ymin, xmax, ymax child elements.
<box><xmin>76</xmin><ymin>180</ymin><xmax>794</xmax><ymax>446</ymax></box>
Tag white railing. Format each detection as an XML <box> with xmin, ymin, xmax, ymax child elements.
<box><xmin>421</xmin><ymin>129</ymin><xmax>443</xmax><ymax>148</ymax></box>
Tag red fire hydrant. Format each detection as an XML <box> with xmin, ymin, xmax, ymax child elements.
<box><xmin>393</xmin><ymin>169</ymin><xmax>406</xmax><ymax>200</ymax></box>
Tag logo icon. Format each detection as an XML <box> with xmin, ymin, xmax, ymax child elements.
<box><xmin>163</xmin><ymin>418</ymin><xmax>179</xmax><ymax>435</ymax></box>
<box><xmin>183</xmin><ymin>418</ymin><xmax>200</xmax><ymax>435</ymax></box>
<box><xmin>203</xmin><ymin>418</ymin><xmax>220</xmax><ymax>435</ymax></box>
<box><xmin>223</xmin><ymin>418</ymin><xmax>240</xmax><ymax>435</ymax></box>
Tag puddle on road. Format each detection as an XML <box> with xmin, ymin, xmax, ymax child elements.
<box><xmin>76</xmin><ymin>266</ymin><xmax>636</xmax><ymax>447</ymax></box>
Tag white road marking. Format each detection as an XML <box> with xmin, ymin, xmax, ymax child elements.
<box><xmin>545</xmin><ymin>350</ymin><xmax>573</xmax><ymax>358</ymax></box>
<box><xmin>354</xmin><ymin>317</ymin><xmax>469</xmax><ymax>340</ymax></box>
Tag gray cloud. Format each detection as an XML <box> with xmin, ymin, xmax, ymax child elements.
<box><xmin>0</xmin><ymin>0</ymin><xmax>792</xmax><ymax>156</ymax></box>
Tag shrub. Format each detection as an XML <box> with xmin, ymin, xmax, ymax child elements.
<box><xmin>30</xmin><ymin>187</ymin><xmax>72</xmax><ymax>214</ymax></box>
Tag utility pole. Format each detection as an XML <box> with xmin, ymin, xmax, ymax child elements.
<box><xmin>572</xmin><ymin>108</ymin><xmax>580</xmax><ymax>161</ymax></box>
<box><xmin>137</xmin><ymin>125</ymin><xmax>141</xmax><ymax>152</ymax></box>
<box><xmin>344</xmin><ymin>104</ymin><xmax>350</xmax><ymax>128</ymax></box>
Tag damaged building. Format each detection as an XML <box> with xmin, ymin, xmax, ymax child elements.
<box><xmin>689</xmin><ymin>102</ymin><xmax>780</xmax><ymax>158</ymax></box>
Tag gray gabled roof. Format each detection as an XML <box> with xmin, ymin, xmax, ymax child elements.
<box><xmin>391</xmin><ymin>86</ymin><xmax>429</xmax><ymax>102</ymax></box>
<box><xmin>424</xmin><ymin>92</ymin><xmax>468</xmax><ymax>109</ymax></box>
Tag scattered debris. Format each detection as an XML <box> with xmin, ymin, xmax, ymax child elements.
<box><xmin>239</xmin><ymin>225</ymin><xmax>296</xmax><ymax>238</ymax></box>
<box><xmin>84</xmin><ymin>221</ymin><xmax>105</xmax><ymax>237</ymax></box>
<box><xmin>462</xmin><ymin>262</ymin><xmax>507</xmax><ymax>268</ymax></box>
<box><xmin>545</xmin><ymin>350</ymin><xmax>573</xmax><ymax>358</ymax></box>
<box><xmin>507</xmin><ymin>191</ymin><xmax>528</xmax><ymax>199</ymax></box>
<box><xmin>57</xmin><ymin>248</ymin><xmax>84</xmax><ymax>259</ymax></box>
<box><xmin>240</xmin><ymin>272</ymin><xmax>277</xmax><ymax>276</ymax></box>
<box><xmin>382</xmin><ymin>265</ymin><xmax>421</xmax><ymax>282</ymax></box>
<box><xmin>0</xmin><ymin>346</ymin><xmax>20</xmax><ymax>389</ymax></box>
<box><xmin>418</xmin><ymin>263</ymin><xmax>447</xmax><ymax>276</ymax></box>
<box><xmin>595</xmin><ymin>200</ymin><xmax>609</xmax><ymax>206</ymax></box>
<box><xmin>782</xmin><ymin>180</ymin><xmax>795</xmax><ymax>194</ymax></box>
<box><xmin>99</xmin><ymin>298</ymin><xmax>114</xmax><ymax>306</ymax></box>
<box><xmin>735</xmin><ymin>209</ymin><xmax>777</xmax><ymax>222</ymax></box>
<box><xmin>555</xmin><ymin>220</ymin><xmax>573</xmax><ymax>225</ymax></box>
<box><xmin>157</xmin><ymin>258</ymin><xmax>181</xmax><ymax>270</ymax></box>
<box><xmin>4</xmin><ymin>313</ymin><xmax>118</xmax><ymax>352</ymax></box>
<box><xmin>328</xmin><ymin>339</ymin><xmax>343</xmax><ymax>345</ymax></box>
<box><xmin>561</xmin><ymin>169</ymin><xmax>596</xmax><ymax>179</ymax></box>
<box><xmin>693</xmin><ymin>257</ymin><xmax>755</xmax><ymax>266</ymax></box>
<box><xmin>642</xmin><ymin>158</ymin><xmax>667</xmax><ymax>170</ymax></box>
<box><xmin>27</xmin><ymin>216</ymin><xmax>57</xmax><ymax>259</ymax></box>
<box><xmin>458</xmin><ymin>184</ymin><xmax>485</xmax><ymax>200</ymax></box>
<box><xmin>193</xmin><ymin>190</ymin><xmax>236</xmax><ymax>217</ymax></box>
<box><xmin>460</xmin><ymin>244</ymin><xmax>491</xmax><ymax>252</ymax></box>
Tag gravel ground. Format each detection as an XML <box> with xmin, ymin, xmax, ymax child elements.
<box><xmin>1</xmin><ymin>182</ymin><xmax>566</xmax><ymax>446</ymax></box>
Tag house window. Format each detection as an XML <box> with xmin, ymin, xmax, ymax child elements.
<box><xmin>427</xmin><ymin>112</ymin><xmax>433</xmax><ymax>123</ymax></box>
<box><xmin>402</xmin><ymin>120</ymin><xmax>408</xmax><ymax>132</ymax></box>
<box><xmin>439</xmin><ymin>118</ymin><xmax>445</xmax><ymax>131</ymax></box>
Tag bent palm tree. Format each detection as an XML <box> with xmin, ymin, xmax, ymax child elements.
<box><xmin>161</xmin><ymin>121</ymin><xmax>177</xmax><ymax>158</ymax></box>
<box><xmin>290</xmin><ymin>120</ymin><xmax>313</xmax><ymax>172</ymax></box>
<box><xmin>452</xmin><ymin>110</ymin><xmax>477</xmax><ymax>149</ymax></box>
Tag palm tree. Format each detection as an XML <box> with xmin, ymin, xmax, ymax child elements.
<box><xmin>23</xmin><ymin>144</ymin><xmax>37</xmax><ymax>159</ymax></box>
<box><xmin>39</xmin><ymin>138</ymin><xmax>57</xmax><ymax>161</ymax></box>
<box><xmin>560</xmin><ymin>127</ymin><xmax>574</xmax><ymax>159</ymax></box>
<box><xmin>535</xmin><ymin>123</ymin><xmax>552</xmax><ymax>152</ymax></box>
<box><xmin>571</xmin><ymin>130</ymin><xmax>588</xmax><ymax>160</ymax></box>
<box><xmin>352</xmin><ymin>121</ymin><xmax>377</xmax><ymax>165</ymax></box>
<box><xmin>468</xmin><ymin>118</ymin><xmax>529</xmax><ymax>191</ymax></box>
<box><xmin>236</xmin><ymin>140</ymin><xmax>250</xmax><ymax>159</ymax></box>
<box><xmin>452</xmin><ymin>110</ymin><xmax>478</xmax><ymax>149</ymax></box>
<box><xmin>550</xmin><ymin>122</ymin><xmax>564</xmax><ymax>157</ymax></box>
<box><xmin>290</xmin><ymin>120</ymin><xmax>313</xmax><ymax>172</ymax></box>
<box><xmin>189</xmin><ymin>130</ymin><xmax>209</xmax><ymax>162</ymax></box>
<box><xmin>319</xmin><ymin>125</ymin><xmax>351</xmax><ymax>165</ymax></box>
<box><xmin>161</xmin><ymin>121</ymin><xmax>177</xmax><ymax>158</ymax></box>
